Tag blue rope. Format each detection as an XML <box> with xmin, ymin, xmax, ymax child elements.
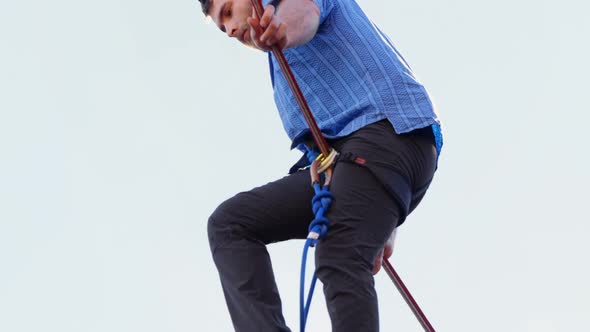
<box><xmin>300</xmin><ymin>148</ymin><xmax>333</xmax><ymax>332</ymax></box>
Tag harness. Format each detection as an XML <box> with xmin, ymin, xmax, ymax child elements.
<box><xmin>250</xmin><ymin>1</ymin><xmax>436</xmax><ymax>331</ymax></box>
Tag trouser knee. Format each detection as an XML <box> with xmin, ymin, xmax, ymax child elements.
<box><xmin>315</xmin><ymin>244</ymin><xmax>375</xmax><ymax>291</ymax></box>
<box><xmin>315</xmin><ymin>244</ymin><xmax>379</xmax><ymax>329</ymax></box>
<box><xmin>207</xmin><ymin>196</ymin><xmax>242</xmax><ymax>254</ymax></box>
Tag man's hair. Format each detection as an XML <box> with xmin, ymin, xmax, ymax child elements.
<box><xmin>198</xmin><ymin>0</ymin><xmax>211</xmax><ymax>16</ymax></box>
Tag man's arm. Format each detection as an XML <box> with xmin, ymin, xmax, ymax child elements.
<box><xmin>275</xmin><ymin>0</ymin><xmax>320</xmax><ymax>48</ymax></box>
<box><xmin>247</xmin><ymin>0</ymin><xmax>321</xmax><ymax>50</ymax></box>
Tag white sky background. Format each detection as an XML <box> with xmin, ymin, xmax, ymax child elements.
<box><xmin>0</xmin><ymin>0</ymin><xmax>589</xmax><ymax>331</ymax></box>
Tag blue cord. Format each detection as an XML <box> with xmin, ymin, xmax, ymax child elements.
<box><xmin>300</xmin><ymin>148</ymin><xmax>333</xmax><ymax>332</ymax></box>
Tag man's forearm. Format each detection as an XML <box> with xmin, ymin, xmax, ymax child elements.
<box><xmin>275</xmin><ymin>0</ymin><xmax>320</xmax><ymax>49</ymax></box>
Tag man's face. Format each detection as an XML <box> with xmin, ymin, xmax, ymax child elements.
<box><xmin>209</xmin><ymin>0</ymin><xmax>255</xmax><ymax>47</ymax></box>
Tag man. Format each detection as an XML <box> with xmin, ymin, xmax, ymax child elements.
<box><xmin>201</xmin><ymin>0</ymin><xmax>443</xmax><ymax>331</ymax></box>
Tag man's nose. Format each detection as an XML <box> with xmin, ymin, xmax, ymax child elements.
<box><xmin>225</xmin><ymin>24</ymin><xmax>238</xmax><ymax>38</ymax></box>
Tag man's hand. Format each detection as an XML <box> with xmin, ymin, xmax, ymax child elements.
<box><xmin>372</xmin><ymin>229</ymin><xmax>397</xmax><ymax>275</ymax></box>
<box><xmin>247</xmin><ymin>5</ymin><xmax>288</xmax><ymax>51</ymax></box>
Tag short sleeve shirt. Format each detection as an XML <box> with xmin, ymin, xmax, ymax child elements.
<box><xmin>265</xmin><ymin>0</ymin><xmax>443</xmax><ymax>154</ymax></box>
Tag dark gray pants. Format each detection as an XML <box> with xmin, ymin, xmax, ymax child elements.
<box><xmin>208</xmin><ymin>120</ymin><xmax>438</xmax><ymax>332</ymax></box>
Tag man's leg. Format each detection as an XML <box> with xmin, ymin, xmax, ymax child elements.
<box><xmin>315</xmin><ymin>161</ymin><xmax>401</xmax><ymax>332</ymax></box>
<box><xmin>315</xmin><ymin>120</ymin><xmax>438</xmax><ymax>332</ymax></box>
<box><xmin>208</xmin><ymin>170</ymin><xmax>314</xmax><ymax>332</ymax></box>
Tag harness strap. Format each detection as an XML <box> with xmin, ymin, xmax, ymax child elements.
<box><xmin>337</xmin><ymin>151</ymin><xmax>412</xmax><ymax>225</ymax></box>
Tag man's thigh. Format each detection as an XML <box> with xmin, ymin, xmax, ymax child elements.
<box><xmin>208</xmin><ymin>169</ymin><xmax>315</xmax><ymax>249</ymax></box>
<box><xmin>318</xmin><ymin>160</ymin><xmax>400</xmax><ymax>267</ymax></box>
<box><xmin>315</xmin><ymin>122</ymin><xmax>409</xmax><ymax>269</ymax></box>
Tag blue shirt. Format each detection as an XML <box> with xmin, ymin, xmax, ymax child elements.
<box><xmin>266</xmin><ymin>0</ymin><xmax>443</xmax><ymax>155</ymax></box>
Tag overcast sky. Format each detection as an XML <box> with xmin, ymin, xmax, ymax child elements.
<box><xmin>1</xmin><ymin>0</ymin><xmax>589</xmax><ymax>331</ymax></box>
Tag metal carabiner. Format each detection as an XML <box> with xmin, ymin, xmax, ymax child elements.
<box><xmin>309</xmin><ymin>148</ymin><xmax>338</xmax><ymax>187</ymax></box>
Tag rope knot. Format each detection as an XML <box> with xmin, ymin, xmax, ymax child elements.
<box><xmin>307</xmin><ymin>184</ymin><xmax>333</xmax><ymax>244</ymax></box>
<box><xmin>311</xmin><ymin>186</ymin><xmax>333</xmax><ymax>214</ymax></box>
